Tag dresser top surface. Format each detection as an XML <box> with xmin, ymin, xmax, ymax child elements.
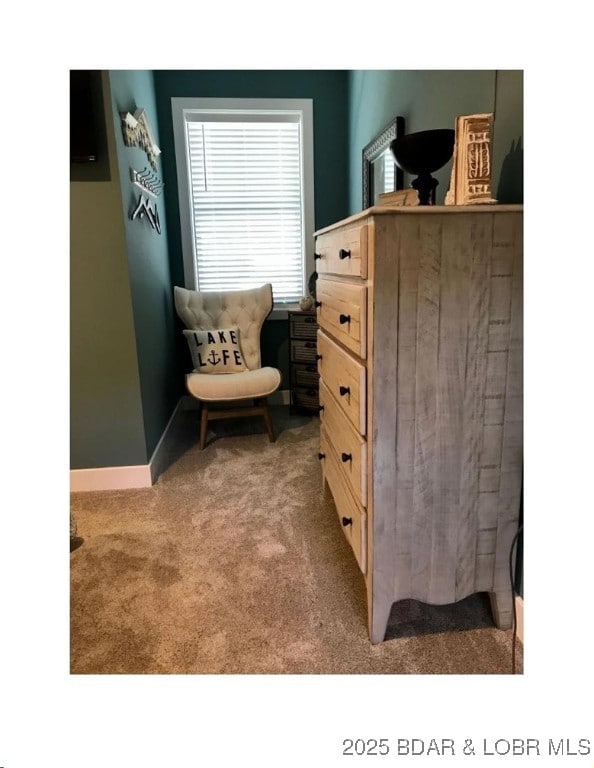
<box><xmin>314</xmin><ymin>204</ymin><xmax>523</xmax><ymax>237</ymax></box>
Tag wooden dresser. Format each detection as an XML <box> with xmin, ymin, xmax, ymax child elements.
<box><xmin>314</xmin><ymin>205</ymin><xmax>523</xmax><ymax>643</ymax></box>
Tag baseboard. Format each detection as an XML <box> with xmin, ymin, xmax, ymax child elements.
<box><xmin>71</xmin><ymin>393</ymin><xmax>293</xmax><ymax>492</ymax></box>
<box><xmin>515</xmin><ymin>595</ymin><xmax>524</xmax><ymax>645</ymax></box>
<box><xmin>70</xmin><ymin>464</ymin><xmax>153</xmax><ymax>492</ymax></box>
<box><xmin>70</xmin><ymin>398</ymin><xmax>184</xmax><ymax>492</ymax></box>
<box><xmin>149</xmin><ymin>398</ymin><xmax>184</xmax><ymax>483</ymax></box>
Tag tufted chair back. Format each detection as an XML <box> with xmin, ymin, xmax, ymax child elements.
<box><xmin>174</xmin><ymin>284</ymin><xmax>273</xmax><ymax>371</ymax></box>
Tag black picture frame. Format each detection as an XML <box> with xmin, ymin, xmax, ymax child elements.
<box><xmin>362</xmin><ymin>115</ymin><xmax>405</xmax><ymax>209</ymax></box>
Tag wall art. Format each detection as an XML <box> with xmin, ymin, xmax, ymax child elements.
<box><xmin>120</xmin><ymin>108</ymin><xmax>161</xmax><ymax>171</ymax></box>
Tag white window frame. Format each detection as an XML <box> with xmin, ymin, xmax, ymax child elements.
<box><xmin>171</xmin><ymin>97</ymin><xmax>315</xmax><ymax>316</ymax></box>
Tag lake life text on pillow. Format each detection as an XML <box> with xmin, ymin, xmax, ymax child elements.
<box><xmin>183</xmin><ymin>326</ymin><xmax>247</xmax><ymax>374</ymax></box>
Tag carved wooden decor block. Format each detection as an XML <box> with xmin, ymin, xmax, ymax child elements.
<box><xmin>120</xmin><ymin>108</ymin><xmax>161</xmax><ymax>171</ymax></box>
<box><xmin>445</xmin><ymin>113</ymin><xmax>497</xmax><ymax>205</ymax></box>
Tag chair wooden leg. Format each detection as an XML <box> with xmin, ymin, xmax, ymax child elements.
<box><xmin>200</xmin><ymin>405</ymin><xmax>209</xmax><ymax>450</ymax></box>
<box><xmin>260</xmin><ymin>397</ymin><xmax>275</xmax><ymax>442</ymax></box>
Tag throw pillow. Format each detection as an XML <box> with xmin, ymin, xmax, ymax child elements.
<box><xmin>183</xmin><ymin>326</ymin><xmax>247</xmax><ymax>374</ymax></box>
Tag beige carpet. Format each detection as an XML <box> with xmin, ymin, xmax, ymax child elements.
<box><xmin>70</xmin><ymin>405</ymin><xmax>523</xmax><ymax>674</ymax></box>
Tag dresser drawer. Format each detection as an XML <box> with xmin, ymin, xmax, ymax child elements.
<box><xmin>316</xmin><ymin>278</ymin><xmax>367</xmax><ymax>359</ymax></box>
<box><xmin>317</xmin><ymin>330</ymin><xmax>366</xmax><ymax>436</ymax></box>
<box><xmin>319</xmin><ymin>381</ymin><xmax>367</xmax><ymax>508</ymax></box>
<box><xmin>291</xmin><ymin>362</ymin><xmax>319</xmax><ymax>388</ymax></box>
<box><xmin>321</xmin><ymin>426</ymin><xmax>367</xmax><ymax>574</ymax></box>
<box><xmin>290</xmin><ymin>338</ymin><xmax>318</xmax><ymax>364</ymax></box>
<box><xmin>289</xmin><ymin>312</ymin><xmax>318</xmax><ymax>340</ymax></box>
<box><xmin>315</xmin><ymin>222</ymin><xmax>368</xmax><ymax>279</ymax></box>
<box><xmin>293</xmin><ymin>386</ymin><xmax>319</xmax><ymax>410</ymax></box>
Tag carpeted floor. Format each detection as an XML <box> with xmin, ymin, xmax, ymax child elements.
<box><xmin>70</xmin><ymin>404</ymin><xmax>523</xmax><ymax>674</ymax></box>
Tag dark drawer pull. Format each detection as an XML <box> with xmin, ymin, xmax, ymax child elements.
<box><xmin>341</xmin><ymin>452</ymin><xmax>352</xmax><ymax>463</ymax></box>
<box><xmin>304</xmin><ymin>341</ymin><xmax>316</xmax><ymax>348</ymax></box>
<box><xmin>304</xmin><ymin>316</ymin><xmax>316</xmax><ymax>323</ymax></box>
<box><xmin>306</xmin><ymin>365</ymin><xmax>317</xmax><ymax>372</ymax></box>
<box><xmin>314</xmin><ymin>252</ymin><xmax>322</xmax><ymax>260</ymax></box>
<box><xmin>342</xmin><ymin>516</ymin><xmax>353</xmax><ymax>527</ymax></box>
<box><xmin>316</xmin><ymin>354</ymin><xmax>323</xmax><ymax>361</ymax></box>
<box><xmin>306</xmin><ymin>390</ymin><xmax>317</xmax><ymax>396</ymax></box>
<box><xmin>339</xmin><ymin>248</ymin><xmax>351</xmax><ymax>260</ymax></box>
<box><xmin>318</xmin><ymin>452</ymin><xmax>325</xmax><ymax>460</ymax></box>
<box><xmin>314</xmin><ymin>300</ymin><xmax>322</xmax><ymax>308</ymax></box>
<box><xmin>339</xmin><ymin>385</ymin><xmax>350</xmax><ymax>397</ymax></box>
<box><xmin>339</xmin><ymin>313</ymin><xmax>351</xmax><ymax>325</ymax></box>
<box><xmin>318</xmin><ymin>405</ymin><xmax>324</xmax><ymax>413</ymax></box>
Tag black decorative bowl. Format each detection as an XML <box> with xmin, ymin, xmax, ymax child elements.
<box><xmin>390</xmin><ymin>128</ymin><xmax>455</xmax><ymax>205</ymax></box>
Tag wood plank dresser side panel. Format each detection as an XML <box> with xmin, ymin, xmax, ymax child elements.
<box><xmin>428</xmin><ymin>214</ymin><xmax>474</xmax><ymax>604</ymax></box>
<box><xmin>392</xmin><ymin>216</ymin><xmax>425</xmax><ymax>606</ymax></box>
<box><xmin>369</xmin><ymin>215</ymin><xmax>401</xmax><ymax>643</ymax></box>
<box><xmin>455</xmin><ymin>214</ymin><xmax>493</xmax><ymax>600</ymax></box>
<box><xmin>409</xmin><ymin>217</ymin><xmax>442</xmax><ymax>603</ymax></box>
<box><xmin>476</xmin><ymin>212</ymin><xmax>514</xmax><ymax>592</ymax></box>
<box><xmin>395</xmin><ymin>216</ymin><xmax>421</xmax><ymax>578</ymax></box>
<box><xmin>491</xmin><ymin>213</ymin><xmax>523</xmax><ymax>594</ymax></box>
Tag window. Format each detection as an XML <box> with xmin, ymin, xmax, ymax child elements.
<box><xmin>172</xmin><ymin>98</ymin><xmax>315</xmax><ymax>307</ymax></box>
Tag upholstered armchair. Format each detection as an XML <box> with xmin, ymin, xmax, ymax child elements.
<box><xmin>174</xmin><ymin>284</ymin><xmax>282</xmax><ymax>449</ymax></box>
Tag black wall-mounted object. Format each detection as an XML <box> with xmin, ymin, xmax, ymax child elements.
<box><xmin>70</xmin><ymin>70</ymin><xmax>110</xmax><ymax>182</ymax></box>
<box><xmin>70</xmin><ymin>70</ymin><xmax>99</xmax><ymax>163</ymax></box>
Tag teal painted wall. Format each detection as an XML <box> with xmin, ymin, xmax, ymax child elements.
<box><xmin>348</xmin><ymin>70</ymin><xmax>523</xmax><ymax>213</ymax></box>
<box><xmin>70</xmin><ymin>73</ymin><xmax>147</xmax><ymax>469</ymax></box>
<box><xmin>153</xmin><ymin>70</ymin><xmax>350</xmax><ymax>382</ymax></box>
<box><xmin>71</xmin><ymin>71</ymin><xmax>179</xmax><ymax>470</ymax></box>
<box><xmin>108</xmin><ymin>70</ymin><xmax>179</xmax><ymax>458</ymax></box>
<box><xmin>492</xmin><ymin>70</ymin><xmax>524</xmax><ymax>204</ymax></box>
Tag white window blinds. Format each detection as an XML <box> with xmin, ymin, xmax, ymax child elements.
<box><xmin>184</xmin><ymin>116</ymin><xmax>305</xmax><ymax>304</ymax></box>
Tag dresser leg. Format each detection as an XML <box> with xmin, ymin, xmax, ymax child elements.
<box><xmin>488</xmin><ymin>590</ymin><xmax>513</xmax><ymax>630</ymax></box>
<box><xmin>370</xmin><ymin>599</ymin><xmax>392</xmax><ymax>644</ymax></box>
